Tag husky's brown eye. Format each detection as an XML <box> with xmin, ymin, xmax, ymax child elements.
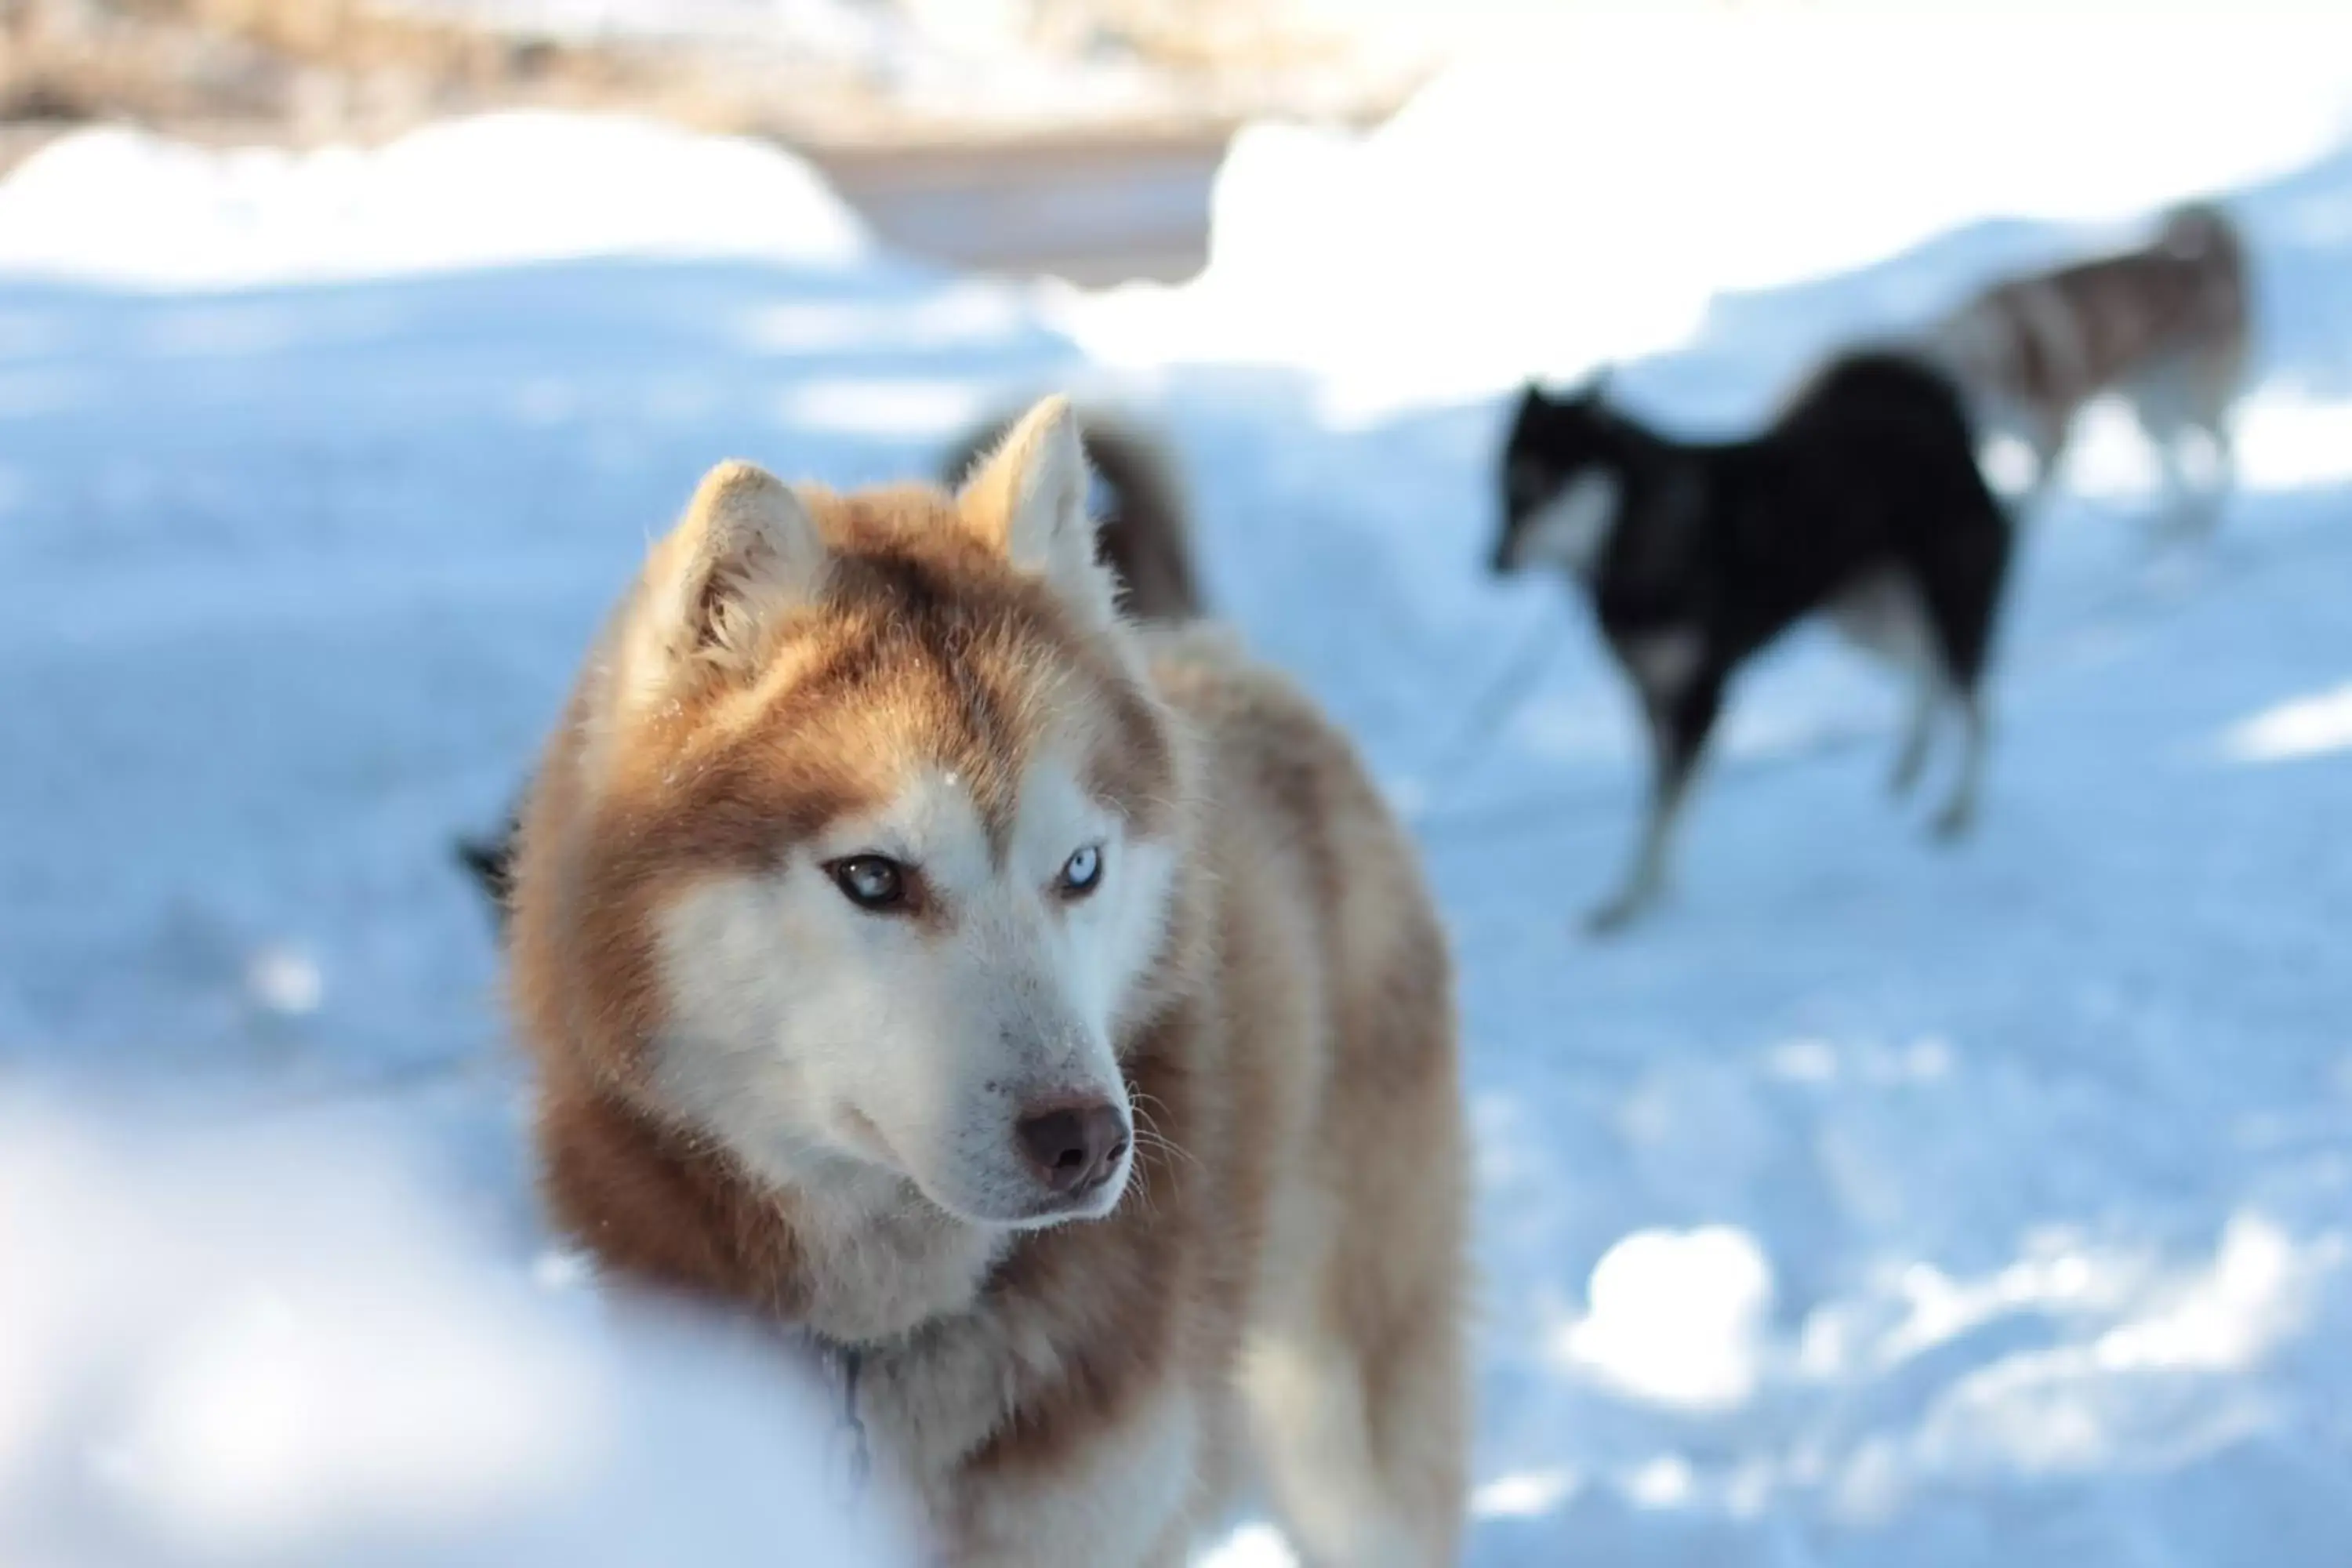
<box><xmin>829</xmin><ymin>855</ymin><xmax>907</xmax><ymax>913</ymax></box>
<box><xmin>1058</xmin><ymin>844</ymin><xmax>1103</xmax><ymax>899</ymax></box>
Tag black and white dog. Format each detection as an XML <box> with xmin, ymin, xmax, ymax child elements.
<box><xmin>1492</xmin><ymin>350</ymin><xmax>2016</xmax><ymax>932</ymax></box>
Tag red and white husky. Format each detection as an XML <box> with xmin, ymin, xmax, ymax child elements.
<box><xmin>504</xmin><ymin>397</ymin><xmax>1470</xmax><ymax>1566</ymax></box>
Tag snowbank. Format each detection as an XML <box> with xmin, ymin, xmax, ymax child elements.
<box><xmin>1063</xmin><ymin>9</ymin><xmax>2352</xmax><ymax>416</ymax></box>
<box><xmin>1556</xmin><ymin>1226</ymin><xmax>1775</xmax><ymax>1411</ymax></box>
<box><xmin>0</xmin><ymin>1098</ymin><xmax>912</xmax><ymax>1567</ymax></box>
<box><xmin>0</xmin><ymin>112</ymin><xmax>871</xmax><ymax>289</ymax></box>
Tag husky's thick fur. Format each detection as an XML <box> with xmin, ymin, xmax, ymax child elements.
<box><xmin>1493</xmin><ymin>350</ymin><xmax>2015</xmax><ymax>931</ymax></box>
<box><xmin>458</xmin><ymin>406</ymin><xmax>1203</xmax><ymax>931</ymax></box>
<box><xmin>506</xmin><ymin>397</ymin><xmax>1468</xmax><ymax>1565</ymax></box>
<box><xmin>1934</xmin><ymin>201</ymin><xmax>2249</xmax><ymax>532</ymax></box>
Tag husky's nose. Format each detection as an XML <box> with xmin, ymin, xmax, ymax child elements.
<box><xmin>1014</xmin><ymin>1098</ymin><xmax>1129</xmax><ymax>1195</ymax></box>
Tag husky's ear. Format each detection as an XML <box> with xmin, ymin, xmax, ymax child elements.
<box><xmin>629</xmin><ymin>459</ymin><xmax>827</xmax><ymax>695</ymax></box>
<box><xmin>957</xmin><ymin>394</ymin><xmax>1117</xmax><ymax>624</ymax></box>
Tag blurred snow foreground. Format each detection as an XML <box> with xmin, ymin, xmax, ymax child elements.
<box><xmin>0</xmin><ymin>1097</ymin><xmax>916</xmax><ymax>1567</ymax></box>
<box><xmin>5</xmin><ymin>10</ymin><xmax>2352</xmax><ymax>1564</ymax></box>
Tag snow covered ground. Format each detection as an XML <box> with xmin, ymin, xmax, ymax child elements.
<box><xmin>6</xmin><ymin>9</ymin><xmax>2352</xmax><ymax>1563</ymax></box>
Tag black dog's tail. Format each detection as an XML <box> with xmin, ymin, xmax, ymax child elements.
<box><xmin>454</xmin><ymin>405</ymin><xmax>1205</xmax><ymax>934</ymax></box>
<box><xmin>938</xmin><ymin>402</ymin><xmax>1205</xmax><ymax>622</ymax></box>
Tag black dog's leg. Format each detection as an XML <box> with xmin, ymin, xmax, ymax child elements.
<box><xmin>1588</xmin><ymin>662</ymin><xmax>1726</xmax><ymax>935</ymax></box>
<box><xmin>1889</xmin><ymin>667</ymin><xmax>1942</xmax><ymax>799</ymax></box>
<box><xmin>1914</xmin><ymin>514</ymin><xmax>2013</xmax><ymax>840</ymax></box>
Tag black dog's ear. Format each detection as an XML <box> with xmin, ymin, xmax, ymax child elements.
<box><xmin>1571</xmin><ymin>364</ymin><xmax>1614</xmax><ymax>407</ymax></box>
<box><xmin>1517</xmin><ymin>379</ymin><xmax>1552</xmax><ymax>414</ymax></box>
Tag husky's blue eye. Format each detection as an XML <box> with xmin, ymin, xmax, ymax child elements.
<box><xmin>829</xmin><ymin>855</ymin><xmax>908</xmax><ymax>912</ymax></box>
<box><xmin>1058</xmin><ymin>844</ymin><xmax>1102</xmax><ymax>898</ymax></box>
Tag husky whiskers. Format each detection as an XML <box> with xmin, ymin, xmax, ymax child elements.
<box><xmin>507</xmin><ymin>397</ymin><xmax>1468</xmax><ymax>1565</ymax></box>
<box><xmin>1493</xmin><ymin>353</ymin><xmax>2016</xmax><ymax>932</ymax></box>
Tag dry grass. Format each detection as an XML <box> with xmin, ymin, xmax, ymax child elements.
<box><xmin>1029</xmin><ymin>0</ymin><xmax>1362</xmax><ymax>76</ymax></box>
<box><xmin>0</xmin><ymin>0</ymin><xmax>662</xmax><ymax>145</ymax></box>
<box><xmin>0</xmin><ymin>0</ymin><xmax>1419</xmax><ymax>181</ymax></box>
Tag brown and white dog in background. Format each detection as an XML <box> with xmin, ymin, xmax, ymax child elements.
<box><xmin>504</xmin><ymin>397</ymin><xmax>1468</xmax><ymax>1565</ymax></box>
<box><xmin>1933</xmin><ymin>201</ymin><xmax>2250</xmax><ymax>536</ymax></box>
